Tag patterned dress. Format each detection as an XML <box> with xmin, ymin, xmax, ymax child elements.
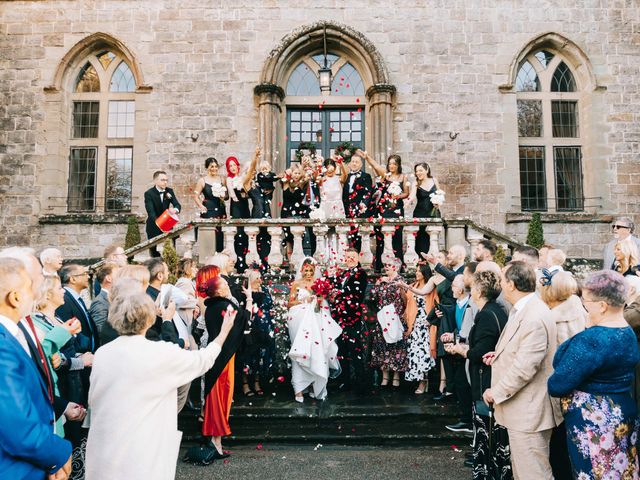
<box><xmin>548</xmin><ymin>326</ymin><xmax>640</xmax><ymax>480</ymax></box>
<box><xmin>369</xmin><ymin>277</ymin><xmax>409</xmax><ymax>372</ymax></box>
<box><xmin>405</xmin><ymin>293</ymin><xmax>436</xmax><ymax>381</ymax></box>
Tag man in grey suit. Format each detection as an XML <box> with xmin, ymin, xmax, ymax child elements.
<box><xmin>603</xmin><ymin>216</ymin><xmax>640</xmax><ymax>270</ymax></box>
<box><xmin>89</xmin><ymin>263</ymin><xmax>118</xmax><ymax>335</ymax></box>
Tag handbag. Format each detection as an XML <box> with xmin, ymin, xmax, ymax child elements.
<box><xmin>183</xmin><ymin>445</ymin><xmax>217</xmax><ymax>466</ymax></box>
<box><xmin>376</xmin><ymin>304</ymin><xmax>404</xmax><ymax>343</ymax></box>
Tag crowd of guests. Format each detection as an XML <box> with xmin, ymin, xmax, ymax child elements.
<box><xmin>2</xmin><ymin>215</ymin><xmax>640</xmax><ymax>479</ymax></box>
<box><xmin>145</xmin><ymin>148</ymin><xmax>443</xmax><ymax>271</ymax></box>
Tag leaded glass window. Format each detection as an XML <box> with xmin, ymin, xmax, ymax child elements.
<box><xmin>515</xmin><ymin>61</ymin><xmax>540</xmax><ymax>92</ymax></box>
<box><xmin>68</xmin><ymin>147</ymin><xmax>97</xmax><ymax>212</ymax></box>
<box><xmin>110</xmin><ymin>61</ymin><xmax>136</xmax><ymax>92</ymax></box>
<box><xmin>331</xmin><ymin>63</ymin><xmax>364</xmax><ymax>96</ymax></box>
<box><xmin>72</xmin><ymin>101</ymin><xmax>99</xmax><ymax>138</ymax></box>
<box><xmin>75</xmin><ymin>62</ymin><xmax>100</xmax><ymax>92</ymax></box>
<box><xmin>551</xmin><ymin>62</ymin><xmax>576</xmax><ymax>92</ymax></box>
<box><xmin>286</xmin><ymin>53</ymin><xmax>364</xmax><ymax>98</ymax></box>
<box><xmin>106</xmin><ymin>147</ymin><xmax>133</xmax><ymax>211</ymax></box>
<box><xmin>517</xmin><ymin>100</ymin><xmax>542</xmax><ymax>137</ymax></box>
<box><xmin>554</xmin><ymin>147</ymin><xmax>583</xmax><ymax>211</ymax></box>
<box><xmin>551</xmin><ymin>101</ymin><xmax>579</xmax><ymax>137</ymax></box>
<box><xmin>108</xmin><ymin>101</ymin><xmax>135</xmax><ymax>138</ymax></box>
<box><xmin>519</xmin><ymin>146</ymin><xmax>547</xmax><ymax>211</ymax></box>
<box><xmin>286</xmin><ymin>63</ymin><xmax>321</xmax><ymax>96</ymax></box>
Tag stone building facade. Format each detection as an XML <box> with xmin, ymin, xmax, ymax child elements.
<box><xmin>1</xmin><ymin>0</ymin><xmax>638</xmax><ymax>259</ymax></box>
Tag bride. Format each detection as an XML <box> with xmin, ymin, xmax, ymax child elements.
<box><xmin>287</xmin><ymin>257</ymin><xmax>343</xmax><ymax>402</ymax></box>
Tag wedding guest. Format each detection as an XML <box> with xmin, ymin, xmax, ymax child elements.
<box><xmin>404</xmin><ymin>263</ymin><xmax>437</xmax><ymax>394</ymax></box>
<box><xmin>89</xmin><ymin>262</ymin><xmax>118</xmax><ymax>334</ymax></box>
<box><xmin>238</xmin><ymin>269</ymin><xmax>275</xmax><ymax>396</ymax></box>
<box><xmin>424</xmin><ymin>244</ymin><xmax>467</xmax><ymax>308</ymax></box>
<box><xmin>175</xmin><ymin>257</ymin><xmax>197</xmax><ymax>298</ymax></box>
<box><xmin>280</xmin><ymin>163</ymin><xmax>310</xmax><ymax>259</ymax></box>
<box><xmin>94</xmin><ymin>244</ymin><xmax>127</xmax><ymax>296</ymax></box>
<box><xmin>112</xmin><ymin>264</ymin><xmax>150</xmax><ymax>290</ymax></box>
<box><xmin>85</xmin><ymin>292</ymin><xmax>236</xmax><ymax>480</ymax></box>
<box><xmin>476</xmin><ymin>261</ymin><xmax>512</xmax><ymax>314</ymax></box>
<box><xmin>538</xmin><ymin>268</ymin><xmax>587</xmax><ymax>480</ymax></box>
<box><xmin>226</xmin><ymin>150</ymin><xmax>259</xmax><ymax>272</ymax></box>
<box><xmin>408</xmin><ymin>162</ymin><xmax>441</xmax><ymax>259</ymax></box>
<box><xmin>144</xmin><ymin>258</ymin><xmax>183</xmax><ymax>347</ymax></box>
<box><xmin>342</xmin><ymin>153</ymin><xmax>373</xmax><ymax>252</ymax></box>
<box><xmin>369</xmin><ymin>257</ymin><xmax>408</xmax><ymax>387</ymax></box>
<box><xmin>0</xmin><ymin>258</ymin><xmax>73</xmax><ymax>480</ymax></box>
<box><xmin>194</xmin><ymin>157</ymin><xmax>228</xmax><ymax>253</ymax></box>
<box><xmin>445</xmin><ymin>271</ymin><xmax>511</xmax><ymax>479</ymax></box>
<box><xmin>98</xmin><ymin>277</ymin><xmax>147</xmax><ymax>346</ymax></box>
<box><xmin>331</xmin><ymin>248</ymin><xmax>370</xmax><ymax>394</ymax></box>
<box><xmin>201</xmin><ymin>275</ymin><xmax>251</xmax><ymax>457</ymax></box>
<box><xmin>511</xmin><ymin>246</ymin><xmax>539</xmax><ymax>268</ymax></box>
<box><xmin>144</xmin><ymin>171</ymin><xmax>181</xmax><ymax>257</ymax></box>
<box><xmin>483</xmin><ymin>261</ymin><xmax>559</xmax><ymax>479</ymax></box>
<box><xmin>472</xmin><ymin>240</ymin><xmax>496</xmax><ymax>262</ymax></box>
<box><xmin>537</xmin><ymin>244</ymin><xmax>554</xmax><ymax>270</ymax></box>
<box><xmin>624</xmin><ymin>275</ymin><xmax>640</xmax><ymax>411</ymax></box>
<box><xmin>613</xmin><ymin>237</ymin><xmax>640</xmax><ymax>276</ymax></box>
<box><xmin>32</xmin><ymin>275</ymin><xmax>84</xmax><ymax>437</ymax></box>
<box><xmin>40</xmin><ymin>247</ymin><xmax>63</xmax><ymax>277</ymax></box>
<box><xmin>548</xmin><ymin>270</ymin><xmax>640</xmax><ymax>479</ymax></box>
<box><xmin>603</xmin><ymin>216</ymin><xmax>640</xmax><ymax>270</ymax></box>
<box><xmin>362</xmin><ymin>150</ymin><xmax>410</xmax><ymax>271</ymax></box>
<box><xmin>545</xmin><ymin>248</ymin><xmax>566</xmax><ymax>273</ymax></box>
<box><xmin>248</xmin><ymin>155</ymin><xmax>273</xmax><ymax>266</ymax></box>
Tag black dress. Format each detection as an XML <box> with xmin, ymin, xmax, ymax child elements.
<box><xmin>200</xmin><ymin>181</ymin><xmax>226</xmax><ymax>253</ymax></box>
<box><xmin>230</xmin><ymin>186</ymin><xmax>251</xmax><ymax>271</ymax></box>
<box><xmin>281</xmin><ymin>183</ymin><xmax>309</xmax><ymax>248</ymax></box>
<box><xmin>413</xmin><ymin>184</ymin><xmax>438</xmax><ymax>259</ymax></box>
<box><xmin>374</xmin><ymin>177</ymin><xmax>406</xmax><ymax>271</ymax></box>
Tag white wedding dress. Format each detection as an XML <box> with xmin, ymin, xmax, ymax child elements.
<box><xmin>319</xmin><ymin>175</ymin><xmax>345</xmax><ymax>219</ymax></box>
<box><xmin>288</xmin><ymin>287</ymin><xmax>343</xmax><ymax>400</ymax></box>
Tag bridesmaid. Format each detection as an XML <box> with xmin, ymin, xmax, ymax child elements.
<box><xmin>408</xmin><ymin>162</ymin><xmax>441</xmax><ymax>259</ymax></box>
<box><xmin>361</xmin><ymin>150</ymin><xmax>410</xmax><ymax>272</ymax></box>
<box><xmin>194</xmin><ymin>157</ymin><xmax>228</xmax><ymax>253</ymax></box>
<box><xmin>369</xmin><ymin>257</ymin><xmax>409</xmax><ymax>388</ymax></box>
<box><xmin>226</xmin><ymin>148</ymin><xmax>259</xmax><ymax>272</ymax></box>
<box><xmin>280</xmin><ymin>164</ymin><xmax>310</xmax><ymax>261</ymax></box>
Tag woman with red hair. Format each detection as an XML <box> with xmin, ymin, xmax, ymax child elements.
<box><xmin>225</xmin><ymin>149</ymin><xmax>260</xmax><ymax>272</ymax></box>
<box><xmin>200</xmin><ymin>274</ymin><xmax>250</xmax><ymax>458</ymax></box>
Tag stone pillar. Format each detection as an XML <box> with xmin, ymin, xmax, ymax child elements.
<box><xmin>245</xmin><ymin>226</ymin><xmax>260</xmax><ymax>266</ymax></box>
<box><xmin>445</xmin><ymin>223</ymin><xmax>467</xmax><ymax>250</ymax></box>
<box><xmin>267</xmin><ymin>226</ymin><xmax>284</xmax><ymax>268</ymax></box>
<box><xmin>222</xmin><ymin>226</ymin><xmax>236</xmax><ymax>255</ymax></box>
<box><xmin>197</xmin><ymin>226</ymin><xmax>217</xmax><ymax>262</ymax></box>
<box><xmin>381</xmin><ymin>224</ymin><xmax>396</xmax><ymax>264</ymax></box>
<box><xmin>359</xmin><ymin>224</ymin><xmax>374</xmax><ymax>268</ymax></box>
<box><xmin>290</xmin><ymin>226</ymin><xmax>306</xmax><ymax>270</ymax></box>
<box><xmin>427</xmin><ymin>225</ymin><xmax>444</xmax><ymax>255</ymax></box>
<box><xmin>366</xmin><ymin>84</ymin><xmax>396</xmax><ymax>164</ymax></box>
<box><xmin>335</xmin><ymin>225</ymin><xmax>351</xmax><ymax>264</ymax></box>
<box><xmin>312</xmin><ymin>224</ymin><xmax>329</xmax><ymax>264</ymax></box>
<box><xmin>466</xmin><ymin>230</ymin><xmax>484</xmax><ymax>256</ymax></box>
<box><xmin>404</xmin><ymin>225</ymin><xmax>419</xmax><ymax>268</ymax></box>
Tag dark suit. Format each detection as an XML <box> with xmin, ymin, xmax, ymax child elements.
<box><xmin>342</xmin><ymin>171</ymin><xmax>373</xmax><ymax>252</ymax></box>
<box><xmin>434</xmin><ymin>263</ymin><xmax>465</xmax><ymax>307</ymax></box>
<box><xmin>55</xmin><ymin>289</ymin><xmax>99</xmax><ymax>354</ymax></box>
<box><xmin>145</xmin><ymin>285</ymin><xmax>183</xmax><ymax>347</ymax></box>
<box><xmin>144</xmin><ymin>186</ymin><xmax>181</xmax><ymax>257</ymax></box>
<box><xmin>0</xmin><ymin>323</ymin><xmax>72</xmax><ymax>479</ymax></box>
<box><xmin>330</xmin><ymin>266</ymin><xmax>369</xmax><ymax>392</ymax></box>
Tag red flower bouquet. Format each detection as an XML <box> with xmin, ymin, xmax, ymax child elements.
<box><xmin>310</xmin><ymin>277</ymin><xmax>332</xmax><ymax>298</ymax></box>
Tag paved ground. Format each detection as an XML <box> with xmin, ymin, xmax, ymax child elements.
<box><xmin>176</xmin><ymin>444</ymin><xmax>471</xmax><ymax>480</ymax></box>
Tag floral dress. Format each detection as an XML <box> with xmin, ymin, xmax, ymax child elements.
<box><xmin>405</xmin><ymin>294</ymin><xmax>436</xmax><ymax>381</ymax></box>
<box><xmin>548</xmin><ymin>326</ymin><xmax>640</xmax><ymax>480</ymax></box>
<box><xmin>369</xmin><ymin>278</ymin><xmax>408</xmax><ymax>372</ymax></box>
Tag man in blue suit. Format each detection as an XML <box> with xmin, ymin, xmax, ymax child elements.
<box><xmin>0</xmin><ymin>257</ymin><xmax>72</xmax><ymax>479</ymax></box>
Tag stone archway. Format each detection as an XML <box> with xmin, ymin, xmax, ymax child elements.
<box><xmin>254</xmin><ymin>21</ymin><xmax>396</xmax><ymax>170</ymax></box>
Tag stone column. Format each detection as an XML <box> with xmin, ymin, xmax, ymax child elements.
<box><xmin>381</xmin><ymin>224</ymin><xmax>396</xmax><ymax>264</ymax></box>
<box><xmin>359</xmin><ymin>224</ymin><xmax>374</xmax><ymax>268</ymax></box>
<box><xmin>466</xmin><ymin>230</ymin><xmax>484</xmax><ymax>256</ymax></box>
<box><xmin>197</xmin><ymin>226</ymin><xmax>217</xmax><ymax>262</ymax></box>
<box><xmin>312</xmin><ymin>224</ymin><xmax>329</xmax><ymax>264</ymax></box>
<box><xmin>335</xmin><ymin>225</ymin><xmax>351</xmax><ymax>264</ymax></box>
<box><xmin>366</xmin><ymin>84</ymin><xmax>396</xmax><ymax>164</ymax></box>
<box><xmin>445</xmin><ymin>222</ymin><xmax>467</xmax><ymax>250</ymax></box>
<box><xmin>404</xmin><ymin>225</ymin><xmax>419</xmax><ymax>268</ymax></box>
<box><xmin>290</xmin><ymin>226</ymin><xmax>306</xmax><ymax>270</ymax></box>
<box><xmin>267</xmin><ymin>226</ymin><xmax>284</xmax><ymax>268</ymax></box>
<box><xmin>427</xmin><ymin>225</ymin><xmax>444</xmax><ymax>255</ymax></box>
<box><xmin>222</xmin><ymin>226</ymin><xmax>236</xmax><ymax>255</ymax></box>
<box><xmin>245</xmin><ymin>226</ymin><xmax>260</xmax><ymax>266</ymax></box>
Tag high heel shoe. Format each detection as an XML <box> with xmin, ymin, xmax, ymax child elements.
<box><xmin>294</xmin><ymin>395</ymin><xmax>304</xmax><ymax>403</ymax></box>
<box><xmin>392</xmin><ymin>378</ymin><xmax>400</xmax><ymax>388</ymax></box>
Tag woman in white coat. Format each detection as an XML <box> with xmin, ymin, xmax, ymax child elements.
<box><xmin>85</xmin><ymin>291</ymin><xmax>236</xmax><ymax>480</ymax></box>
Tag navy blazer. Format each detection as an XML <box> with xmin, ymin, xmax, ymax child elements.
<box><xmin>0</xmin><ymin>323</ymin><xmax>71</xmax><ymax>479</ymax></box>
<box><xmin>56</xmin><ymin>289</ymin><xmax>99</xmax><ymax>353</ymax></box>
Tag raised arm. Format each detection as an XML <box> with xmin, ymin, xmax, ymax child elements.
<box><xmin>243</xmin><ymin>147</ymin><xmax>261</xmax><ymax>190</ymax></box>
<box><xmin>358</xmin><ymin>149</ymin><xmax>386</xmax><ymax>178</ymax></box>
<box><xmin>398</xmin><ymin>275</ymin><xmax>436</xmax><ymax>296</ymax></box>
<box><xmin>338</xmin><ymin>158</ymin><xmax>348</xmax><ymax>184</ymax></box>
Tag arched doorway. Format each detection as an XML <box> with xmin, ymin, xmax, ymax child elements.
<box><xmin>254</xmin><ymin>21</ymin><xmax>396</xmax><ymax>174</ymax></box>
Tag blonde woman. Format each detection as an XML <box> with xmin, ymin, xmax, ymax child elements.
<box><xmin>614</xmin><ymin>238</ymin><xmax>640</xmax><ymax>276</ymax></box>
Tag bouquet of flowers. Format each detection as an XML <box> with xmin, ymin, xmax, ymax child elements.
<box><xmin>429</xmin><ymin>189</ymin><xmax>445</xmax><ymax>217</ymax></box>
<box><xmin>210</xmin><ymin>182</ymin><xmax>227</xmax><ymax>198</ymax></box>
<box><xmin>386</xmin><ymin>181</ymin><xmax>402</xmax><ymax>197</ymax></box>
<box><xmin>310</xmin><ymin>276</ymin><xmax>333</xmax><ymax>312</ymax></box>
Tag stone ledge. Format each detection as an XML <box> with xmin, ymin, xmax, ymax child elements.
<box><xmin>39</xmin><ymin>213</ymin><xmax>145</xmax><ymax>225</ymax></box>
<box><xmin>505</xmin><ymin>212</ymin><xmax>613</xmax><ymax>224</ymax></box>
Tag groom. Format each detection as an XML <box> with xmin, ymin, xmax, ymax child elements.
<box><xmin>330</xmin><ymin>248</ymin><xmax>369</xmax><ymax>393</ymax></box>
<box><xmin>144</xmin><ymin>170</ymin><xmax>181</xmax><ymax>257</ymax></box>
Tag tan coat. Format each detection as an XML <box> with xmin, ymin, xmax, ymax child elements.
<box><xmin>552</xmin><ymin>295</ymin><xmax>587</xmax><ymax>346</ymax></box>
<box><xmin>491</xmin><ymin>294</ymin><xmax>561</xmax><ymax>432</ymax></box>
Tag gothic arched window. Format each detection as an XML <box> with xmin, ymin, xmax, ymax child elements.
<box><xmin>516</xmin><ymin>50</ymin><xmax>584</xmax><ymax>212</ymax></box>
<box><xmin>69</xmin><ymin>52</ymin><xmax>136</xmax><ymax>212</ymax></box>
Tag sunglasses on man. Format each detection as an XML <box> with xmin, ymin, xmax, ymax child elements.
<box><xmin>612</xmin><ymin>225</ymin><xmax>631</xmax><ymax>231</ymax></box>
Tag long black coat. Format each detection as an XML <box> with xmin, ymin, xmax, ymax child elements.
<box><xmin>466</xmin><ymin>301</ymin><xmax>508</xmax><ymax>401</ymax></box>
<box><xmin>203</xmin><ymin>296</ymin><xmax>249</xmax><ymax>395</ymax></box>
<box><xmin>342</xmin><ymin>171</ymin><xmax>373</xmax><ymax>218</ymax></box>
<box><xmin>330</xmin><ymin>267</ymin><xmax>368</xmax><ymax>329</ymax></box>
<box><xmin>144</xmin><ymin>186</ymin><xmax>182</xmax><ymax>239</ymax></box>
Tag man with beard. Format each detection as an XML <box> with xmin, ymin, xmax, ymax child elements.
<box><xmin>330</xmin><ymin>248</ymin><xmax>369</xmax><ymax>394</ymax></box>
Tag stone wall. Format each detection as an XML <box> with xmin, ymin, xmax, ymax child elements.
<box><xmin>0</xmin><ymin>0</ymin><xmax>638</xmax><ymax>259</ymax></box>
